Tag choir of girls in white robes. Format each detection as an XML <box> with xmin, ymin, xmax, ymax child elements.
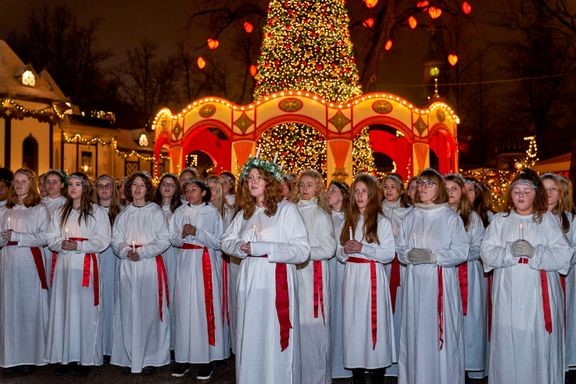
<box><xmin>396</xmin><ymin>168</ymin><xmax>470</xmax><ymax>384</ymax></box>
<box><xmin>0</xmin><ymin>169</ymin><xmax>50</xmax><ymax>371</ymax></box>
<box><xmin>170</xmin><ymin>179</ymin><xmax>227</xmax><ymax>378</ymax></box>
<box><xmin>481</xmin><ymin>169</ymin><xmax>573</xmax><ymax>384</ymax></box>
<box><xmin>153</xmin><ymin>173</ymin><xmax>182</xmax><ymax>352</ymax></box>
<box><xmin>221</xmin><ymin>162</ymin><xmax>310</xmax><ymax>384</ymax></box>
<box><xmin>45</xmin><ymin>173</ymin><xmax>111</xmax><ymax>371</ymax></box>
<box><xmin>94</xmin><ymin>175</ymin><xmax>123</xmax><ymax>359</ymax></box>
<box><xmin>380</xmin><ymin>173</ymin><xmax>413</xmax><ymax>378</ymax></box>
<box><xmin>293</xmin><ymin>169</ymin><xmax>336</xmax><ymax>384</ymax></box>
<box><xmin>338</xmin><ymin>174</ymin><xmax>396</xmax><ymax>384</ymax></box>
<box><xmin>445</xmin><ymin>174</ymin><xmax>487</xmax><ymax>379</ymax></box>
<box><xmin>110</xmin><ymin>172</ymin><xmax>171</xmax><ymax>374</ymax></box>
<box><xmin>326</xmin><ymin>180</ymin><xmax>353</xmax><ymax>380</ymax></box>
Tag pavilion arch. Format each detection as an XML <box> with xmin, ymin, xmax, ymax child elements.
<box><xmin>152</xmin><ymin>91</ymin><xmax>459</xmax><ymax>184</ymax></box>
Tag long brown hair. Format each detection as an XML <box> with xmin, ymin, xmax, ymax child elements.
<box><xmin>341</xmin><ymin>174</ymin><xmax>382</xmax><ymax>245</ymax></box>
<box><xmin>6</xmin><ymin>168</ymin><xmax>41</xmax><ymax>208</ymax></box>
<box><xmin>541</xmin><ymin>173</ymin><xmax>570</xmax><ymax>232</ymax></box>
<box><xmin>239</xmin><ymin>167</ymin><xmax>283</xmax><ymax>219</ymax></box>
<box><xmin>504</xmin><ymin>168</ymin><xmax>547</xmax><ymax>223</ymax></box>
<box><xmin>124</xmin><ymin>172</ymin><xmax>154</xmax><ymax>203</ymax></box>
<box><xmin>59</xmin><ymin>172</ymin><xmax>94</xmax><ymax>228</ymax></box>
<box><xmin>96</xmin><ymin>174</ymin><xmax>123</xmax><ymax>226</ymax></box>
<box><xmin>445</xmin><ymin>173</ymin><xmax>472</xmax><ymax>230</ymax></box>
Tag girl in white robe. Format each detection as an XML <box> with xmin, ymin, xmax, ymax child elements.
<box><xmin>445</xmin><ymin>174</ymin><xmax>487</xmax><ymax>379</ymax></box>
<box><xmin>95</xmin><ymin>175</ymin><xmax>123</xmax><ymax>360</ymax></box>
<box><xmin>221</xmin><ymin>160</ymin><xmax>309</xmax><ymax>384</ymax></box>
<box><xmin>481</xmin><ymin>169</ymin><xmax>573</xmax><ymax>384</ymax></box>
<box><xmin>0</xmin><ymin>169</ymin><xmax>50</xmax><ymax>371</ymax></box>
<box><xmin>293</xmin><ymin>170</ymin><xmax>336</xmax><ymax>384</ymax></box>
<box><xmin>170</xmin><ymin>179</ymin><xmax>226</xmax><ymax>380</ymax></box>
<box><xmin>326</xmin><ymin>180</ymin><xmax>352</xmax><ymax>380</ymax></box>
<box><xmin>45</xmin><ymin>172</ymin><xmax>111</xmax><ymax>374</ymax></box>
<box><xmin>153</xmin><ymin>173</ymin><xmax>182</xmax><ymax>353</ymax></box>
<box><xmin>111</xmin><ymin>172</ymin><xmax>171</xmax><ymax>374</ymax></box>
<box><xmin>337</xmin><ymin>174</ymin><xmax>396</xmax><ymax>384</ymax></box>
<box><xmin>396</xmin><ymin>168</ymin><xmax>469</xmax><ymax>384</ymax></box>
<box><xmin>380</xmin><ymin>173</ymin><xmax>413</xmax><ymax>378</ymax></box>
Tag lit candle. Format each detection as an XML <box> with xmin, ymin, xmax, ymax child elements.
<box><xmin>65</xmin><ymin>227</ymin><xmax>69</xmax><ymax>241</ymax></box>
<box><xmin>255</xmin><ymin>146</ymin><xmax>261</xmax><ymax>159</ymax></box>
<box><xmin>412</xmin><ymin>233</ymin><xmax>417</xmax><ymax>248</ymax></box>
<box><xmin>132</xmin><ymin>240</ymin><xmax>135</xmax><ymax>252</ymax></box>
<box><xmin>519</xmin><ymin>223</ymin><xmax>524</xmax><ymax>240</ymax></box>
<box><xmin>273</xmin><ymin>151</ymin><xmax>278</xmax><ymax>164</ymax></box>
<box><xmin>349</xmin><ymin>226</ymin><xmax>353</xmax><ymax>240</ymax></box>
<box><xmin>6</xmin><ymin>216</ymin><xmax>10</xmax><ymax>230</ymax></box>
<box><xmin>251</xmin><ymin>225</ymin><xmax>257</xmax><ymax>241</ymax></box>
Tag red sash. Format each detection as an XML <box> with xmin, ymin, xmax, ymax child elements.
<box><xmin>6</xmin><ymin>242</ymin><xmax>48</xmax><ymax>289</ymax></box>
<box><xmin>222</xmin><ymin>254</ymin><xmax>230</xmax><ymax>325</ymax></box>
<box><xmin>457</xmin><ymin>262</ymin><xmax>468</xmax><ymax>316</ymax></box>
<box><xmin>275</xmin><ymin>262</ymin><xmax>291</xmax><ymax>351</ymax></box>
<box><xmin>70</xmin><ymin>237</ymin><xmax>100</xmax><ymax>306</ymax></box>
<box><xmin>313</xmin><ymin>260</ymin><xmax>325</xmax><ymax>324</ymax></box>
<box><xmin>132</xmin><ymin>244</ymin><xmax>169</xmax><ymax>322</ymax></box>
<box><xmin>389</xmin><ymin>257</ymin><xmax>401</xmax><ymax>313</ymax></box>
<box><xmin>486</xmin><ymin>271</ymin><xmax>493</xmax><ymax>341</ymax></box>
<box><xmin>348</xmin><ymin>257</ymin><xmax>378</xmax><ymax>350</ymax></box>
<box><xmin>437</xmin><ymin>267</ymin><xmax>444</xmax><ymax>350</ymax></box>
<box><xmin>517</xmin><ymin>258</ymin><xmax>552</xmax><ymax>333</ymax></box>
<box><xmin>182</xmin><ymin>243</ymin><xmax>215</xmax><ymax>345</ymax></box>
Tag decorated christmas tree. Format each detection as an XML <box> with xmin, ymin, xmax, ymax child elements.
<box><xmin>254</xmin><ymin>0</ymin><xmax>375</xmax><ymax>177</ymax></box>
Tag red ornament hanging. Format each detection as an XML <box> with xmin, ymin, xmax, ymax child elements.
<box><xmin>363</xmin><ymin>18</ymin><xmax>375</xmax><ymax>28</ymax></box>
<box><xmin>462</xmin><ymin>1</ymin><xmax>472</xmax><ymax>15</ymax></box>
<box><xmin>243</xmin><ymin>21</ymin><xmax>254</xmax><ymax>33</ymax></box>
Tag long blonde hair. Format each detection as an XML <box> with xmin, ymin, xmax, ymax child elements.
<box><xmin>291</xmin><ymin>169</ymin><xmax>330</xmax><ymax>212</ymax></box>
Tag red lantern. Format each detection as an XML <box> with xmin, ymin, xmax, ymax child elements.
<box><xmin>197</xmin><ymin>57</ymin><xmax>206</xmax><ymax>70</ymax></box>
<box><xmin>207</xmin><ymin>38</ymin><xmax>219</xmax><ymax>50</ymax></box>
<box><xmin>462</xmin><ymin>1</ymin><xmax>472</xmax><ymax>15</ymax></box>
<box><xmin>249</xmin><ymin>65</ymin><xmax>257</xmax><ymax>77</ymax></box>
<box><xmin>408</xmin><ymin>16</ymin><xmax>418</xmax><ymax>29</ymax></box>
<box><xmin>243</xmin><ymin>21</ymin><xmax>254</xmax><ymax>33</ymax></box>
<box><xmin>362</xmin><ymin>18</ymin><xmax>375</xmax><ymax>28</ymax></box>
<box><xmin>384</xmin><ymin>39</ymin><xmax>393</xmax><ymax>51</ymax></box>
<box><xmin>428</xmin><ymin>7</ymin><xmax>442</xmax><ymax>19</ymax></box>
<box><xmin>364</xmin><ymin>0</ymin><xmax>378</xmax><ymax>8</ymax></box>
<box><xmin>448</xmin><ymin>53</ymin><xmax>459</xmax><ymax>66</ymax></box>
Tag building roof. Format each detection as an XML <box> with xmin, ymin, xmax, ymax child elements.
<box><xmin>0</xmin><ymin>39</ymin><xmax>65</xmax><ymax>103</ymax></box>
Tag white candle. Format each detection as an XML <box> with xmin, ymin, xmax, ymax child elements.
<box><xmin>273</xmin><ymin>151</ymin><xmax>278</xmax><ymax>164</ymax></box>
<box><xmin>65</xmin><ymin>227</ymin><xmax>69</xmax><ymax>241</ymax></box>
<box><xmin>412</xmin><ymin>233</ymin><xmax>416</xmax><ymax>248</ymax></box>
<box><xmin>519</xmin><ymin>223</ymin><xmax>524</xmax><ymax>239</ymax></box>
<box><xmin>132</xmin><ymin>240</ymin><xmax>135</xmax><ymax>252</ymax></box>
<box><xmin>349</xmin><ymin>226</ymin><xmax>353</xmax><ymax>240</ymax></box>
<box><xmin>255</xmin><ymin>146</ymin><xmax>261</xmax><ymax>159</ymax></box>
<box><xmin>251</xmin><ymin>225</ymin><xmax>257</xmax><ymax>241</ymax></box>
<box><xmin>7</xmin><ymin>216</ymin><xmax>10</xmax><ymax>230</ymax></box>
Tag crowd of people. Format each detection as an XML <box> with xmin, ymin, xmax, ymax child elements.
<box><xmin>0</xmin><ymin>159</ymin><xmax>574</xmax><ymax>384</ymax></box>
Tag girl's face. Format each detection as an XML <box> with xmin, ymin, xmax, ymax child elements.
<box><xmin>248</xmin><ymin>168</ymin><xmax>266</xmax><ymax>201</ymax></box>
<box><xmin>417</xmin><ymin>178</ymin><xmax>438</xmax><ymax>204</ymax></box>
<box><xmin>179</xmin><ymin>171</ymin><xmax>194</xmax><ymax>188</ymax></box>
<box><xmin>221</xmin><ymin>177</ymin><xmax>233</xmax><ymax>195</ymax></box>
<box><xmin>280</xmin><ymin>180</ymin><xmax>291</xmax><ymax>198</ymax></box>
<box><xmin>67</xmin><ymin>177</ymin><xmax>83</xmax><ymax>200</ymax></box>
<box><xmin>298</xmin><ymin>175</ymin><xmax>318</xmax><ymax>201</ymax></box>
<box><xmin>159</xmin><ymin>178</ymin><xmax>177</xmax><ymax>199</ymax></box>
<box><xmin>13</xmin><ymin>173</ymin><xmax>31</xmax><ymax>198</ymax></box>
<box><xmin>46</xmin><ymin>174</ymin><xmax>63</xmax><ymax>198</ymax></box>
<box><xmin>382</xmin><ymin>179</ymin><xmax>400</xmax><ymax>202</ymax></box>
<box><xmin>131</xmin><ymin>177</ymin><xmax>147</xmax><ymax>203</ymax></box>
<box><xmin>185</xmin><ymin>183</ymin><xmax>205</xmax><ymax>205</ymax></box>
<box><xmin>208</xmin><ymin>181</ymin><xmax>218</xmax><ymax>203</ymax></box>
<box><xmin>445</xmin><ymin>180</ymin><xmax>462</xmax><ymax>207</ymax></box>
<box><xmin>96</xmin><ymin>179</ymin><xmax>113</xmax><ymax>200</ymax></box>
<box><xmin>327</xmin><ymin>184</ymin><xmax>344</xmax><ymax>210</ymax></box>
<box><xmin>511</xmin><ymin>184</ymin><xmax>536</xmax><ymax>215</ymax></box>
<box><xmin>464</xmin><ymin>182</ymin><xmax>476</xmax><ymax>204</ymax></box>
<box><xmin>354</xmin><ymin>181</ymin><xmax>369</xmax><ymax>213</ymax></box>
<box><xmin>407</xmin><ymin>181</ymin><xmax>417</xmax><ymax>201</ymax></box>
<box><xmin>542</xmin><ymin>178</ymin><xmax>559</xmax><ymax>211</ymax></box>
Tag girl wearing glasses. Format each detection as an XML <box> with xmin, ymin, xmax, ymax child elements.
<box><xmin>396</xmin><ymin>168</ymin><xmax>469</xmax><ymax>384</ymax></box>
<box><xmin>481</xmin><ymin>169</ymin><xmax>573</xmax><ymax>384</ymax></box>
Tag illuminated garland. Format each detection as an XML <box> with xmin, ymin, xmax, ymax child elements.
<box><xmin>254</xmin><ymin>0</ymin><xmax>372</xmax><ymax>178</ymax></box>
<box><xmin>1</xmin><ymin>98</ymin><xmax>63</xmax><ymax>122</ymax></box>
<box><xmin>63</xmin><ymin>133</ymin><xmax>169</xmax><ymax>162</ymax></box>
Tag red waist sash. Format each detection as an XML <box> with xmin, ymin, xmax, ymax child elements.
<box><xmin>438</xmin><ymin>267</ymin><xmax>444</xmax><ymax>350</ymax></box>
<box><xmin>69</xmin><ymin>237</ymin><xmax>99</xmax><ymax>306</ymax></box>
<box><xmin>457</xmin><ymin>262</ymin><xmax>468</xmax><ymax>316</ymax></box>
<box><xmin>133</xmin><ymin>243</ymin><xmax>169</xmax><ymax>322</ymax></box>
<box><xmin>182</xmin><ymin>243</ymin><xmax>215</xmax><ymax>345</ymax></box>
<box><xmin>6</xmin><ymin>241</ymin><xmax>47</xmax><ymax>290</ymax></box>
<box><xmin>348</xmin><ymin>257</ymin><xmax>378</xmax><ymax>350</ymax></box>
<box><xmin>389</xmin><ymin>257</ymin><xmax>401</xmax><ymax>313</ymax></box>
<box><xmin>313</xmin><ymin>260</ymin><xmax>326</xmax><ymax>324</ymax></box>
<box><xmin>517</xmin><ymin>258</ymin><xmax>552</xmax><ymax>333</ymax></box>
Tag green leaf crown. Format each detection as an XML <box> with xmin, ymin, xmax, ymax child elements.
<box><xmin>239</xmin><ymin>157</ymin><xmax>283</xmax><ymax>182</ymax></box>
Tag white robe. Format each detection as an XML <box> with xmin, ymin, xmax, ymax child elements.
<box><xmin>45</xmin><ymin>204</ymin><xmax>111</xmax><ymax>365</ymax></box>
<box><xmin>221</xmin><ymin>200</ymin><xmax>310</xmax><ymax>384</ymax></box>
<box><xmin>42</xmin><ymin>195</ymin><xmax>66</xmax><ymax>292</ymax></box>
<box><xmin>0</xmin><ymin>203</ymin><xmax>50</xmax><ymax>367</ymax></box>
<box><xmin>328</xmin><ymin>210</ymin><xmax>351</xmax><ymax>379</ymax></box>
<box><xmin>396</xmin><ymin>203</ymin><xmax>469</xmax><ymax>384</ymax></box>
<box><xmin>160</xmin><ymin>203</ymin><xmax>178</xmax><ymax>350</ymax></box>
<box><xmin>110</xmin><ymin>202</ymin><xmax>171</xmax><ymax>373</ymax></box>
<box><xmin>481</xmin><ymin>211</ymin><xmax>573</xmax><ymax>384</ymax></box>
<box><xmin>223</xmin><ymin>194</ymin><xmax>238</xmax><ymax>354</ymax></box>
<box><xmin>296</xmin><ymin>199</ymin><xmax>336</xmax><ymax>384</ymax></box>
<box><xmin>382</xmin><ymin>200</ymin><xmax>413</xmax><ymax>377</ymax></box>
<box><xmin>170</xmin><ymin>202</ymin><xmax>228</xmax><ymax>363</ymax></box>
<box><xmin>97</xmin><ymin>206</ymin><xmax>118</xmax><ymax>357</ymax></box>
<box><xmin>564</xmin><ymin>213</ymin><xmax>576</xmax><ymax>368</ymax></box>
<box><xmin>460</xmin><ymin>211</ymin><xmax>487</xmax><ymax>373</ymax></box>
<box><xmin>337</xmin><ymin>213</ymin><xmax>396</xmax><ymax>369</ymax></box>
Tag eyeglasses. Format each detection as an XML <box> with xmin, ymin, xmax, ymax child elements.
<box><xmin>97</xmin><ymin>184</ymin><xmax>113</xmax><ymax>190</ymax></box>
<box><xmin>416</xmin><ymin>180</ymin><xmax>437</xmax><ymax>189</ymax></box>
<box><xmin>161</xmin><ymin>183</ymin><xmax>177</xmax><ymax>189</ymax></box>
